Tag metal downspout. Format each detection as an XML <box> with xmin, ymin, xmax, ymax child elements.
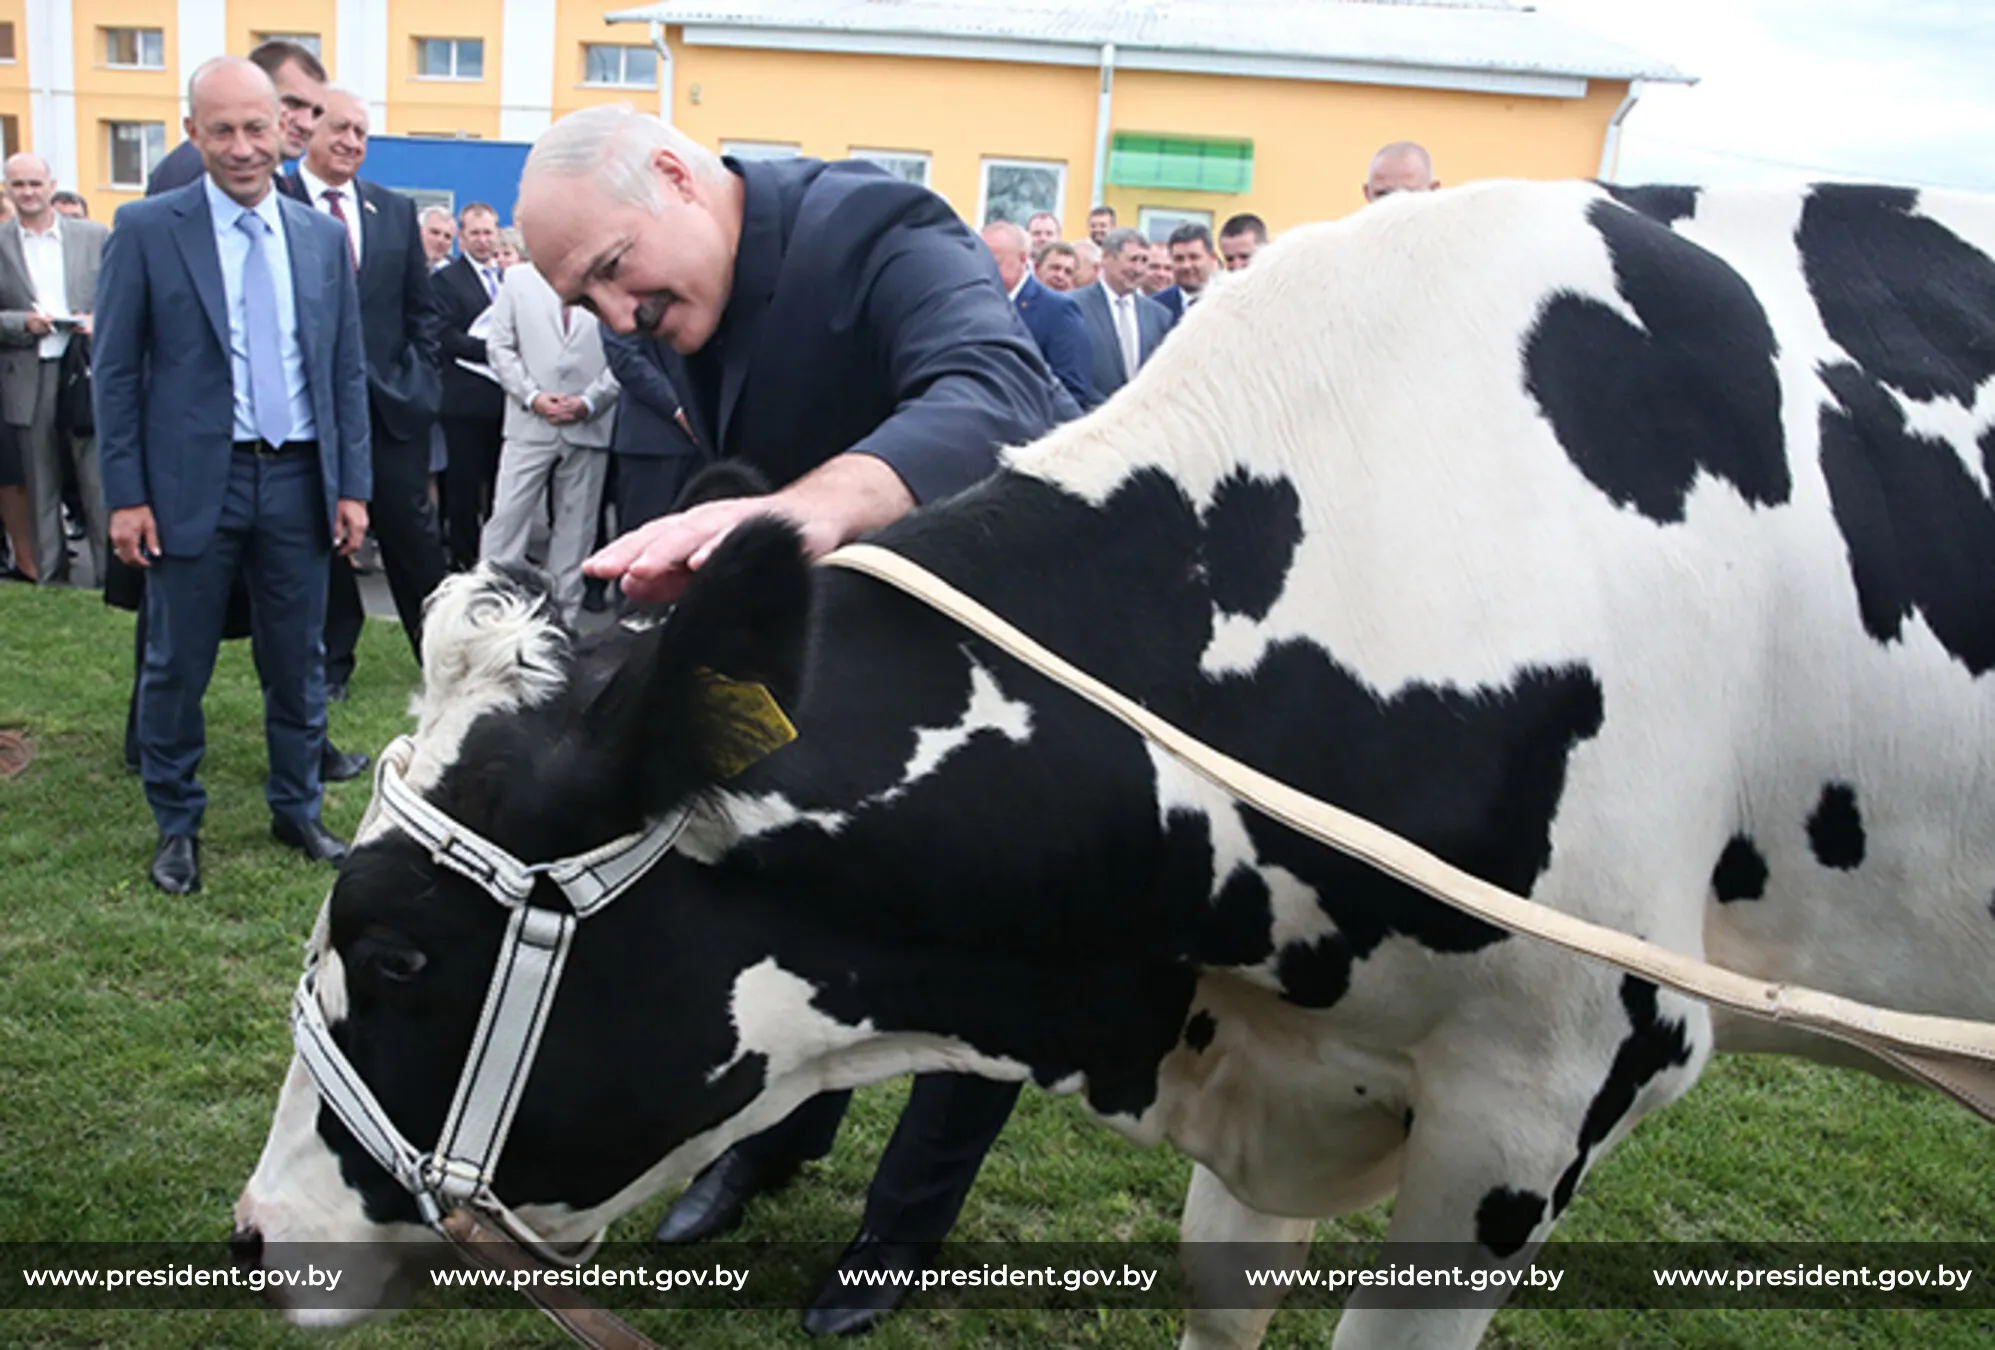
<box><xmin>1091</xmin><ymin>43</ymin><xmax>1117</xmax><ymax>208</ymax></box>
<box><xmin>1597</xmin><ymin>79</ymin><xmax>1644</xmax><ymax>181</ymax></box>
<box><xmin>649</xmin><ymin>21</ymin><xmax>676</xmax><ymax>127</ymax></box>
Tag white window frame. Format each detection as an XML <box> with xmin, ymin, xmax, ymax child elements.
<box><xmin>1138</xmin><ymin>206</ymin><xmax>1214</xmax><ymax>244</ymax></box>
<box><xmin>977</xmin><ymin>157</ymin><xmax>1066</xmax><ymax>228</ymax></box>
<box><xmin>582</xmin><ymin>44</ymin><xmax>658</xmax><ymax>89</ymax></box>
<box><xmin>851</xmin><ymin>148</ymin><xmax>931</xmax><ymax>189</ymax></box>
<box><xmin>720</xmin><ymin>140</ymin><xmax>802</xmax><ymax>162</ymax></box>
<box><xmin>107</xmin><ymin>121</ymin><xmax>166</xmax><ymax>190</ymax></box>
<box><xmin>416</xmin><ymin>37</ymin><xmax>485</xmax><ymax>82</ymax></box>
<box><xmin>256</xmin><ymin>33</ymin><xmax>323</xmax><ymax>59</ymax></box>
<box><xmin>104</xmin><ymin>27</ymin><xmax>165</xmax><ymax>71</ymax></box>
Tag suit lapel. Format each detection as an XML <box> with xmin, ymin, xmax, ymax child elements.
<box><xmin>278</xmin><ymin>195</ymin><xmax>323</xmax><ymax>375</ymax></box>
<box><xmin>62</xmin><ymin>226</ymin><xmax>93</xmax><ymax>310</ymax></box>
<box><xmin>715</xmin><ymin>164</ymin><xmax>783</xmax><ymax>454</ymax></box>
<box><xmin>169</xmin><ymin>187</ymin><xmax>231</xmax><ymax>355</ymax></box>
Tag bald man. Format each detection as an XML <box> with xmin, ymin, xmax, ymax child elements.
<box><xmin>1364</xmin><ymin>141</ymin><xmax>1440</xmax><ymax>203</ymax></box>
<box><xmin>0</xmin><ymin>151</ymin><xmax>110</xmax><ymax>584</ymax></box>
<box><xmin>980</xmin><ymin>220</ymin><xmax>1091</xmax><ymax>410</ymax></box>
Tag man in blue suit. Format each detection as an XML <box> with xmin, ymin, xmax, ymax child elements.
<box><xmin>979</xmin><ymin>220</ymin><xmax>1093</xmax><ymax>411</ymax></box>
<box><xmin>95</xmin><ymin>56</ymin><xmax>371</xmax><ymax>895</ymax></box>
<box><xmin>519</xmin><ymin>106</ymin><xmax>1065</xmax><ymax>1336</ymax></box>
<box><xmin>1149</xmin><ymin>222</ymin><xmax>1220</xmax><ymax>324</ymax></box>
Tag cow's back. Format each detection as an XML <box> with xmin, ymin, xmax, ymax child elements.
<box><xmin>1007</xmin><ymin>180</ymin><xmax>1995</xmax><ymax>1035</ymax></box>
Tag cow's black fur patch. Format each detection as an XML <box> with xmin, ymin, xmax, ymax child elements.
<box><xmin>1807</xmin><ymin>783</ymin><xmax>1867</xmax><ymax>871</ymax></box>
<box><xmin>1551</xmin><ymin>978</ymin><xmax>1693</xmax><ymax>1217</ymax></box>
<box><xmin>1817</xmin><ymin>361</ymin><xmax>1995</xmax><ymax>675</ymax></box>
<box><xmin>1712</xmin><ymin>834</ymin><xmax>1770</xmax><ymax>903</ymax></box>
<box><xmin>1601</xmin><ymin>184</ymin><xmax>1700</xmax><ymax>228</ymax></box>
<box><xmin>1799</xmin><ymin>185</ymin><xmax>1995</xmax><ymax>406</ymax></box>
<box><xmin>1183</xmin><ymin>1010</ymin><xmax>1218</xmax><ymax>1054</ymax></box>
<box><xmin>1202</xmin><ymin>470</ymin><xmax>1302</xmax><ymax>621</ymax></box>
<box><xmin>1524</xmin><ymin>198</ymin><xmax>1788</xmax><ymax>523</ymax></box>
<box><xmin>1475</xmin><ymin>1186</ymin><xmax>1547</xmax><ymax>1260</ymax></box>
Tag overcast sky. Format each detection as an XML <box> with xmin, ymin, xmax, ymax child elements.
<box><xmin>1533</xmin><ymin>0</ymin><xmax>1995</xmax><ymax>191</ymax></box>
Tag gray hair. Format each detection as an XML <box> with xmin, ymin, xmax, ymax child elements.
<box><xmin>523</xmin><ymin>104</ymin><xmax>729</xmax><ymax>211</ymax></box>
<box><xmin>419</xmin><ymin>205</ymin><xmax>454</xmax><ymax>227</ymax></box>
<box><xmin>498</xmin><ymin>226</ymin><xmax>529</xmax><ymax>262</ymax></box>
<box><xmin>1101</xmin><ymin>227</ymin><xmax>1148</xmax><ymax>257</ymax></box>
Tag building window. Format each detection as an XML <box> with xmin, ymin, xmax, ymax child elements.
<box><xmin>583</xmin><ymin>44</ymin><xmax>657</xmax><ymax>88</ymax></box>
<box><xmin>0</xmin><ymin>23</ymin><xmax>16</xmax><ymax>63</ymax></box>
<box><xmin>1138</xmin><ymin>207</ymin><xmax>1215</xmax><ymax>243</ymax></box>
<box><xmin>978</xmin><ymin>158</ymin><xmax>1064</xmax><ymax>228</ymax></box>
<box><xmin>108</xmin><ymin>122</ymin><xmax>167</xmax><ymax>189</ymax></box>
<box><xmin>256</xmin><ymin>33</ymin><xmax>323</xmax><ymax>58</ymax></box>
<box><xmin>104</xmin><ymin>28</ymin><xmax>166</xmax><ymax>70</ymax></box>
<box><xmin>851</xmin><ymin>149</ymin><xmax>930</xmax><ymax>188</ymax></box>
<box><xmin>1109</xmin><ymin>135</ymin><xmax>1254</xmax><ymax>195</ymax></box>
<box><xmin>0</xmin><ymin>115</ymin><xmax>18</xmax><ymax>159</ymax></box>
<box><xmin>416</xmin><ymin>38</ymin><xmax>485</xmax><ymax>81</ymax></box>
<box><xmin>720</xmin><ymin>141</ymin><xmax>801</xmax><ymax>161</ymax></box>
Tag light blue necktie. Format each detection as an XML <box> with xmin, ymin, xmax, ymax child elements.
<box><xmin>235</xmin><ymin>210</ymin><xmax>292</xmax><ymax>448</ymax></box>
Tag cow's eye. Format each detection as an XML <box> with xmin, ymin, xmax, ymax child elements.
<box><xmin>352</xmin><ymin>926</ymin><xmax>429</xmax><ymax>986</ymax></box>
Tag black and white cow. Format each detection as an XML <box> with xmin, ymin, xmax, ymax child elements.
<box><xmin>239</xmin><ymin>180</ymin><xmax>1995</xmax><ymax>1347</ymax></box>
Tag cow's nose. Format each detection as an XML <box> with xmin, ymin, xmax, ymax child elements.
<box><xmin>227</xmin><ymin>1223</ymin><xmax>264</xmax><ymax>1271</ymax></box>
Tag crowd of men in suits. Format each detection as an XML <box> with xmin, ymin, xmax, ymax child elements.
<box><xmin>0</xmin><ymin>26</ymin><xmax>1441</xmax><ymax>914</ymax></box>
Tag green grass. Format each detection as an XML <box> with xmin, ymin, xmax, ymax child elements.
<box><xmin>1</xmin><ymin>584</ymin><xmax>1989</xmax><ymax>1349</ymax></box>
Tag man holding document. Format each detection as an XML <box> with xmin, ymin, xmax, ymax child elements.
<box><xmin>431</xmin><ymin>201</ymin><xmax>507</xmax><ymax>570</ymax></box>
<box><xmin>0</xmin><ymin>151</ymin><xmax>109</xmax><ymax>585</ymax></box>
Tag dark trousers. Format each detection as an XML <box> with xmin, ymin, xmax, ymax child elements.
<box><xmin>737</xmin><ymin>1076</ymin><xmax>1024</xmax><ymax>1244</ymax></box>
<box><xmin>137</xmin><ymin>449</ymin><xmax>330</xmax><ymax>837</ymax></box>
<box><xmin>326</xmin><ymin>412</ymin><xmax>446</xmax><ymax>684</ymax></box>
<box><xmin>441</xmin><ymin>414</ymin><xmax>503</xmax><ymax>571</ymax></box>
<box><xmin>615</xmin><ymin>451</ymin><xmax>702</xmax><ymax>533</ymax></box>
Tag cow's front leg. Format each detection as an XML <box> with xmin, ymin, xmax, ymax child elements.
<box><xmin>1177</xmin><ymin>1162</ymin><xmax>1315</xmax><ymax>1350</ymax></box>
<box><xmin>1331</xmin><ymin>977</ymin><xmax>1708</xmax><ymax>1350</ymax></box>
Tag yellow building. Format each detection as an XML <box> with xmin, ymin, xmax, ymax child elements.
<box><xmin>4</xmin><ymin>0</ymin><xmax>1683</xmax><ymax>229</ymax></box>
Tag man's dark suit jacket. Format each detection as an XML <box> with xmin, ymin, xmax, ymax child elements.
<box><xmin>659</xmin><ymin>157</ymin><xmax>1062</xmax><ymax>504</ymax></box>
<box><xmin>145</xmin><ymin>141</ymin><xmax>205</xmax><ymax>197</ymax></box>
<box><xmin>285</xmin><ymin>173</ymin><xmax>441</xmax><ymax>445</ymax></box>
<box><xmin>1012</xmin><ymin>274</ymin><xmax>1093</xmax><ymax>412</ymax></box>
<box><xmin>431</xmin><ymin>253</ymin><xmax>504</xmax><ymax>423</ymax></box>
<box><xmin>1151</xmin><ymin>285</ymin><xmax>1186</xmax><ymax>325</ymax></box>
<box><xmin>603</xmin><ymin>328</ymin><xmax>703</xmax><ymax>526</ymax></box>
<box><xmin>93</xmin><ymin>181</ymin><xmax>372</xmax><ymax>556</ymax></box>
<box><xmin>1074</xmin><ymin>282</ymin><xmax>1173</xmax><ymax>404</ymax></box>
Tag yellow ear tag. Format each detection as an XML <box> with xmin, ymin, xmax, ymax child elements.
<box><xmin>695</xmin><ymin>669</ymin><xmax>799</xmax><ymax>778</ymax></box>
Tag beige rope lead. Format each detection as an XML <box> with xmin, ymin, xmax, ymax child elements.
<box><xmin>823</xmin><ymin>542</ymin><xmax>1995</xmax><ymax>1126</ymax></box>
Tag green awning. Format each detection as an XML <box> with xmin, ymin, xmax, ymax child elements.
<box><xmin>1107</xmin><ymin>134</ymin><xmax>1253</xmax><ymax>194</ymax></box>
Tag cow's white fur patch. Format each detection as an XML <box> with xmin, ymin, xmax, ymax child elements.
<box><xmin>868</xmin><ymin>654</ymin><xmax>1033</xmax><ymax>805</ymax></box>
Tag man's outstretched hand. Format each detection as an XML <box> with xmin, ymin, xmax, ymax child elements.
<box><xmin>584</xmin><ymin>454</ymin><xmax>914</xmax><ymax>604</ymax></box>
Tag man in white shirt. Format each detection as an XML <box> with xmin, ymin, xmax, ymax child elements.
<box><xmin>480</xmin><ymin>262</ymin><xmax>619</xmax><ymax>623</ymax></box>
<box><xmin>0</xmin><ymin>152</ymin><xmax>109</xmax><ymax>584</ymax></box>
<box><xmin>1072</xmin><ymin>226</ymin><xmax>1172</xmax><ymax>403</ymax></box>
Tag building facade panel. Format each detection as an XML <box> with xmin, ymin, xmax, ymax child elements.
<box><xmin>228</xmin><ymin>0</ymin><xmax>340</xmax><ymax>78</ymax></box>
<box><xmin>387</xmin><ymin>0</ymin><xmax>501</xmax><ymax>138</ymax></box>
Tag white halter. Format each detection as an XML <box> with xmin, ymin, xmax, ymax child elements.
<box><xmin>289</xmin><ymin>735</ymin><xmax>691</xmax><ymax>1260</ymax></box>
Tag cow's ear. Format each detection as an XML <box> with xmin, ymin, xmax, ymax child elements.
<box><xmin>584</xmin><ymin>518</ymin><xmax>812</xmax><ymax>804</ymax></box>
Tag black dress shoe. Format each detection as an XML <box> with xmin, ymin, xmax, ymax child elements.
<box><xmin>801</xmin><ymin>1229</ymin><xmax>937</xmax><ymax>1337</ymax></box>
<box><xmin>653</xmin><ymin>1147</ymin><xmax>800</xmax><ymax>1245</ymax></box>
<box><xmin>150</xmin><ymin>834</ymin><xmax>200</xmax><ymax>894</ymax></box>
<box><xmin>321</xmin><ymin>744</ymin><xmax>370</xmax><ymax>782</ymax></box>
<box><xmin>271</xmin><ymin>815</ymin><xmax>349</xmax><ymax>864</ymax></box>
<box><xmin>325</xmin><ymin>681</ymin><xmax>349</xmax><ymax>704</ymax></box>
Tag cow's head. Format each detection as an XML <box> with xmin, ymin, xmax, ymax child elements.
<box><xmin>234</xmin><ymin>520</ymin><xmax>821</xmax><ymax>1322</ymax></box>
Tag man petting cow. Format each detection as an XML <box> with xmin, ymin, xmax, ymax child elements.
<box><xmin>515</xmin><ymin>105</ymin><xmax>1068</xmax><ymax>1335</ymax></box>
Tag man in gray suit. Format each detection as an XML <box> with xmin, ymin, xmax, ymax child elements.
<box><xmin>0</xmin><ymin>153</ymin><xmax>109</xmax><ymax>583</ymax></box>
<box><xmin>480</xmin><ymin>260</ymin><xmax>618</xmax><ymax>623</ymax></box>
<box><xmin>1073</xmin><ymin>227</ymin><xmax>1172</xmax><ymax>406</ymax></box>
